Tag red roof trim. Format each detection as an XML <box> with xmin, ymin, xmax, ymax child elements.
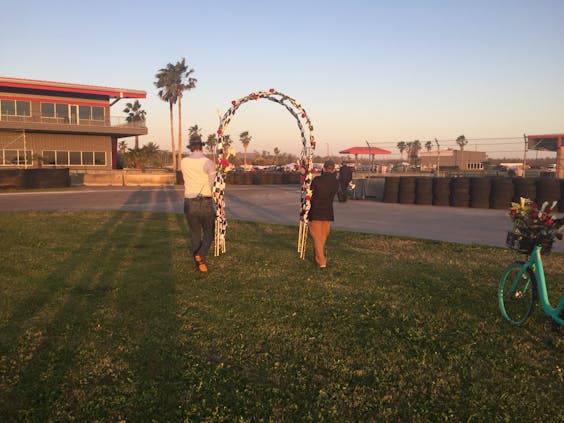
<box><xmin>527</xmin><ymin>134</ymin><xmax>564</xmax><ymax>139</ymax></box>
<box><xmin>339</xmin><ymin>146</ymin><xmax>391</xmax><ymax>155</ymax></box>
<box><xmin>0</xmin><ymin>76</ymin><xmax>146</xmax><ymax>99</ymax></box>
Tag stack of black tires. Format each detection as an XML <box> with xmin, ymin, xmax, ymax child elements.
<box><xmin>469</xmin><ymin>177</ymin><xmax>491</xmax><ymax>208</ymax></box>
<box><xmin>381</xmin><ymin>176</ymin><xmax>564</xmax><ymax>211</ymax></box>
<box><xmin>432</xmin><ymin>178</ymin><xmax>450</xmax><ymax>206</ymax></box>
<box><xmin>450</xmin><ymin>177</ymin><xmax>470</xmax><ymax>207</ymax></box>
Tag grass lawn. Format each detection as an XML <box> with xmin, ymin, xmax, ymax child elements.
<box><xmin>0</xmin><ymin>211</ymin><xmax>563</xmax><ymax>422</ymax></box>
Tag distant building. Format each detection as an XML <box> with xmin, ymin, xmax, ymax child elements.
<box><xmin>0</xmin><ymin>76</ymin><xmax>147</xmax><ymax>170</ymax></box>
<box><xmin>419</xmin><ymin>149</ymin><xmax>487</xmax><ymax>171</ymax></box>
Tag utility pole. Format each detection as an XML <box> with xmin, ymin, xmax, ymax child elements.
<box><xmin>522</xmin><ymin>133</ymin><xmax>527</xmax><ymax>177</ymax></box>
<box><xmin>23</xmin><ymin>129</ymin><xmax>27</xmax><ymax>169</ymax></box>
<box><xmin>366</xmin><ymin>140</ymin><xmax>375</xmax><ymax>172</ymax></box>
<box><xmin>434</xmin><ymin>138</ymin><xmax>440</xmax><ymax>176</ymax></box>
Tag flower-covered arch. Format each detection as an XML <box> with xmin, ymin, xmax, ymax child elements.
<box><xmin>212</xmin><ymin>89</ymin><xmax>316</xmax><ymax>258</ymax></box>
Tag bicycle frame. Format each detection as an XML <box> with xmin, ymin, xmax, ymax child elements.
<box><xmin>522</xmin><ymin>245</ymin><xmax>564</xmax><ymax>325</ymax></box>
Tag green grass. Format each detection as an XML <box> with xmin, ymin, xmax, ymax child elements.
<box><xmin>0</xmin><ymin>211</ymin><xmax>563</xmax><ymax>422</ymax></box>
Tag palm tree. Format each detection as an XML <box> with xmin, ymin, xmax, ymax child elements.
<box><xmin>397</xmin><ymin>141</ymin><xmax>407</xmax><ymax>161</ymax></box>
<box><xmin>425</xmin><ymin>141</ymin><xmax>432</xmax><ymax>152</ymax></box>
<box><xmin>222</xmin><ymin>134</ymin><xmax>232</xmax><ymax>149</ymax></box>
<box><xmin>239</xmin><ymin>131</ymin><xmax>252</xmax><ymax>167</ymax></box>
<box><xmin>188</xmin><ymin>124</ymin><xmax>202</xmax><ymax>142</ymax></box>
<box><xmin>407</xmin><ymin>140</ymin><xmax>421</xmax><ymax>165</ymax></box>
<box><xmin>118</xmin><ymin>140</ymin><xmax>127</xmax><ymax>155</ymax></box>
<box><xmin>273</xmin><ymin>147</ymin><xmax>280</xmax><ymax>165</ymax></box>
<box><xmin>456</xmin><ymin>135</ymin><xmax>468</xmax><ymax>151</ymax></box>
<box><xmin>144</xmin><ymin>142</ymin><xmax>160</xmax><ymax>155</ymax></box>
<box><xmin>123</xmin><ymin>100</ymin><xmax>146</xmax><ymax>149</ymax></box>
<box><xmin>155</xmin><ymin>63</ymin><xmax>179</xmax><ymax>170</ymax></box>
<box><xmin>173</xmin><ymin>58</ymin><xmax>197</xmax><ymax>166</ymax></box>
<box><xmin>206</xmin><ymin>133</ymin><xmax>218</xmax><ymax>162</ymax></box>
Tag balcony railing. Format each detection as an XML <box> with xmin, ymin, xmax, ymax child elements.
<box><xmin>0</xmin><ymin>114</ymin><xmax>146</xmax><ymax>129</ymax></box>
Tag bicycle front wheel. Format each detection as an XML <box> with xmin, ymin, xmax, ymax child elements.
<box><xmin>499</xmin><ymin>261</ymin><xmax>537</xmax><ymax>325</ymax></box>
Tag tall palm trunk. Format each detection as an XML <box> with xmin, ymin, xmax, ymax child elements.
<box><xmin>244</xmin><ymin>147</ymin><xmax>247</xmax><ymax>167</ymax></box>
<box><xmin>169</xmin><ymin>101</ymin><xmax>176</xmax><ymax>171</ymax></box>
<box><xmin>134</xmin><ymin>135</ymin><xmax>139</xmax><ymax>150</ymax></box>
<box><xmin>177</xmin><ymin>94</ymin><xmax>183</xmax><ymax>166</ymax></box>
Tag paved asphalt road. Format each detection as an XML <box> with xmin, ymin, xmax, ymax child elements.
<box><xmin>1</xmin><ymin>185</ymin><xmax>561</xmax><ymax>252</ymax></box>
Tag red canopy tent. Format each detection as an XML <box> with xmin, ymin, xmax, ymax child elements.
<box><xmin>339</xmin><ymin>146</ymin><xmax>391</xmax><ymax>169</ymax></box>
<box><xmin>339</xmin><ymin>146</ymin><xmax>391</xmax><ymax>156</ymax></box>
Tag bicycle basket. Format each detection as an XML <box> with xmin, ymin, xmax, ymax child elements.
<box><xmin>506</xmin><ymin>231</ymin><xmax>553</xmax><ymax>255</ymax></box>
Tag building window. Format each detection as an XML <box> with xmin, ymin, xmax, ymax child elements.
<box><xmin>79</xmin><ymin>105</ymin><xmax>90</xmax><ymax>120</ymax></box>
<box><xmin>92</xmin><ymin>106</ymin><xmax>104</xmax><ymax>120</ymax></box>
<box><xmin>70</xmin><ymin>151</ymin><xmax>81</xmax><ymax>165</ymax></box>
<box><xmin>94</xmin><ymin>152</ymin><xmax>105</xmax><ymax>165</ymax></box>
<box><xmin>41</xmin><ymin>150</ymin><xmax>105</xmax><ymax>166</ymax></box>
<box><xmin>79</xmin><ymin>105</ymin><xmax>105</xmax><ymax>121</ymax></box>
<box><xmin>82</xmin><ymin>151</ymin><xmax>94</xmax><ymax>165</ymax></box>
<box><xmin>1</xmin><ymin>100</ymin><xmax>15</xmax><ymax>115</ymax></box>
<box><xmin>56</xmin><ymin>103</ymin><xmax>68</xmax><ymax>119</ymax></box>
<box><xmin>56</xmin><ymin>151</ymin><xmax>69</xmax><ymax>165</ymax></box>
<box><xmin>16</xmin><ymin>101</ymin><xmax>31</xmax><ymax>116</ymax></box>
<box><xmin>43</xmin><ymin>150</ymin><xmax>56</xmax><ymax>165</ymax></box>
<box><xmin>0</xmin><ymin>100</ymin><xmax>31</xmax><ymax>117</ymax></box>
<box><xmin>41</xmin><ymin>103</ymin><xmax>55</xmax><ymax>118</ymax></box>
<box><xmin>0</xmin><ymin>149</ymin><xmax>32</xmax><ymax>165</ymax></box>
<box><xmin>467</xmin><ymin>163</ymin><xmax>484</xmax><ymax>170</ymax></box>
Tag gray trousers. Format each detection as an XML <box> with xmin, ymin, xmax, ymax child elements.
<box><xmin>184</xmin><ymin>197</ymin><xmax>215</xmax><ymax>257</ymax></box>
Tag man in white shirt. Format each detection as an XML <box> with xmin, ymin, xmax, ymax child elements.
<box><xmin>180</xmin><ymin>138</ymin><xmax>217</xmax><ymax>272</ymax></box>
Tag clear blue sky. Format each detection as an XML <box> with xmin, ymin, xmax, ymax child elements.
<box><xmin>1</xmin><ymin>0</ymin><xmax>563</xmax><ymax>158</ymax></box>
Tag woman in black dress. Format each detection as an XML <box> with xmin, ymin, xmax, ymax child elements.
<box><xmin>309</xmin><ymin>160</ymin><xmax>339</xmax><ymax>268</ymax></box>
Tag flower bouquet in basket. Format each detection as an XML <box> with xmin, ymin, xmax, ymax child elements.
<box><xmin>507</xmin><ymin>197</ymin><xmax>563</xmax><ymax>254</ymax></box>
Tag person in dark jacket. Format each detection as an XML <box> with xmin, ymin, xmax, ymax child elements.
<box><xmin>338</xmin><ymin>162</ymin><xmax>353</xmax><ymax>202</ymax></box>
<box><xmin>309</xmin><ymin>160</ymin><xmax>339</xmax><ymax>268</ymax></box>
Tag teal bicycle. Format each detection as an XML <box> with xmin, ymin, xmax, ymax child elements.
<box><xmin>499</xmin><ymin>229</ymin><xmax>564</xmax><ymax>326</ymax></box>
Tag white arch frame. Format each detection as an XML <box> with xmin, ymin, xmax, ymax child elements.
<box><xmin>211</xmin><ymin>89</ymin><xmax>316</xmax><ymax>258</ymax></box>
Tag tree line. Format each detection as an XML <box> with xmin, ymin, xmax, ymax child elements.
<box><xmin>397</xmin><ymin>135</ymin><xmax>467</xmax><ymax>165</ymax></box>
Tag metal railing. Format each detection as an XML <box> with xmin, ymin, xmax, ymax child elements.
<box><xmin>0</xmin><ymin>114</ymin><xmax>146</xmax><ymax>129</ymax></box>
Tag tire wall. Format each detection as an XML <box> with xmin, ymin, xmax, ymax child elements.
<box><xmin>398</xmin><ymin>177</ymin><xmax>416</xmax><ymax>204</ymax></box>
<box><xmin>512</xmin><ymin>177</ymin><xmax>536</xmax><ymax>203</ymax></box>
<box><xmin>470</xmin><ymin>177</ymin><xmax>492</xmax><ymax>208</ymax></box>
<box><xmin>490</xmin><ymin>177</ymin><xmax>514</xmax><ymax>209</ymax></box>
<box><xmin>432</xmin><ymin>177</ymin><xmax>451</xmax><ymax>206</ymax></box>
<box><xmin>382</xmin><ymin>177</ymin><xmax>400</xmax><ymax>203</ymax></box>
<box><xmin>535</xmin><ymin>178</ymin><xmax>560</xmax><ymax>208</ymax></box>
<box><xmin>450</xmin><ymin>177</ymin><xmax>470</xmax><ymax>207</ymax></box>
<box><xmin>415</xmin><ymin>177</ymin><xmax>433</xmax><ymax>205</ymax></box>
<box><xmin>380</xmin><ymin>176</ymin><xmax>564</xmax><ymax>210</ymax></box>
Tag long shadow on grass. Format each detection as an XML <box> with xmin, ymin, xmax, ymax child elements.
<box><xmin>0</xmin><ymin>189</ymin><xmax>185</xmax><ymax>421</ymax></box>
<box><xmin>224</xmin><ymin>190</ymin><xmax>298</xmax><ymax>225</ymax></box>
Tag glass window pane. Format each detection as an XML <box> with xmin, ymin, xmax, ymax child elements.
<box><xmin>70</xmin><ymin>151</ymin><xmax>81</xmax><ymax>165</ymax></box>
<box><xmin>56</xmin><ymin>151</ymin><xmax>68</xmax><ymax>165</ymax></box>
<box><xmin>16</xmin><ymin>101</ymin><xmax>30</xmax><ymax>116</ymax></box>
<box><xmin>82</xmin><ymin>151</ymin><xmax>93</xmax><ymax>165</ymax></box>
<box><xmin>56</xmin><ymin>103</ymin><xmax>68</xmax><ymax>118</ymax></box>
<box><xmin>41</xmin><ymin>103</ymin><xmax>55</xmax><ymax>118</ymax></box>
<box><xmin>94</xmin><ymin>152</ymin><xmax>105</xmax><ymax>165</ymax></box>
<box><xmin>92</xmin><ymin>106</ymin><xmax>104</xmax><ymax>120</ymax></box>
<box><xmin>5</xmin><ymin>150</ymin><xmax>17</xmax><ymax>164</ymax></box>
<box><xmin>43</xmin><ymin>151</ymin><xmax>56</xmax><ymax>165</ymax></box>
<box><xmin>23</xmin><ymin>150</ymin><xmax>32</xmax><ymax>165</ymax></box>
<box><xmin>1</xmin><ymin>100</ymin><xmax>16</xmax><ymax>116</ymax></box>
<box><xmin>79</xmin><ymin>105</ymin><xmax>91</xmax><ymax>120</ymax></box>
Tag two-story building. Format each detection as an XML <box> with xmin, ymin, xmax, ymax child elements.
<box><xmin>0</xmin><ymin>76</ymin><xmax>147</xmax><ymax>171</ymax></box>
<box><xmin>419</xmin><ymin>148</ymin><xmax>487</xmax><ymax>171</ymax></box>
